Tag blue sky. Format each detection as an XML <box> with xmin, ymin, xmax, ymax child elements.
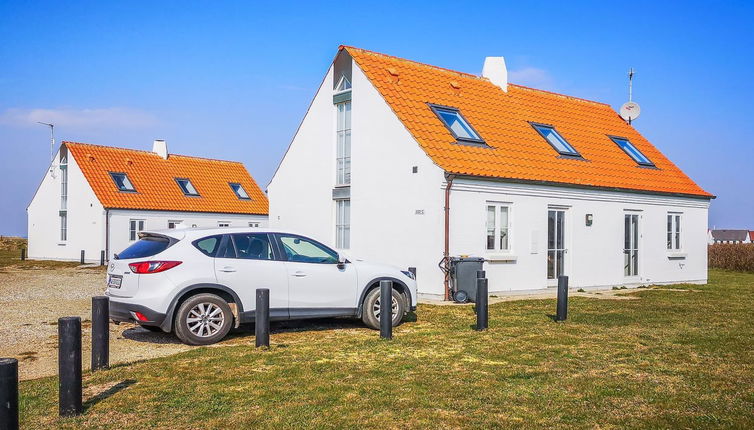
<box><xmin>1</xmin><ymin>0</ymin><xmax>752</xmax><ymax>236</ymax></box>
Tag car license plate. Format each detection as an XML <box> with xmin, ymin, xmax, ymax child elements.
<box><xmin>108</xmin><ymin>275</ymin><xmax>123</xmax><ymax>289</ymax></box>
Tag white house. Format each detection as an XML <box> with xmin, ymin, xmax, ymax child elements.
<box><xmin>28</xmin><ymin>140</ymin><xmax>268</xmax><ymax>263</ymax></box>
<box><xmin>708</xmin><ymin>229</ymin><xmax>752</xmax><ymax>244</ymax></box>
<box><xmin>268</xmin><ymin>46</ymin><xmax>714</xmax><ymax>300</ymax></box>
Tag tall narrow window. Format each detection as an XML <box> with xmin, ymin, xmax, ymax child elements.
<box><xmin>667</xmin><ymin>214</ymin><xmax>682</xmax><ymax>250</ymax></box>
<box><xmin>485</xmin><ymin>204</ymin><xmax>510</xmax><ymax>252</ymax></box>
<box><xmin>624</xmin><ymin>214</ymin><xmax>639</xmax><ymax>276</ymax></box>
<box><xmin>336</xmin><ymin>101</ymin><xmax>352</xmax><ymax>185</ymax></box>
<box><xmin>609</xmin><ymin>136</ymin><xmax>654</xmax><ymax>167</ymax></box>
<box><xmin>60</xmin><ymin>211</ymin><xmax>67</xmax><ymax>242</ymax></box>
<box><xmin>60</xmin><ymin>148</ymin><xmax>68</xmax><ymax>210</ymax></box>
<box><xmin>336</xmin><ymin>199</ymin><xmax>350</xmax><ymax>249</ymax></box>
<box><xmin>129</xmin><ymin>219</ymin><xmax>145</xmax><ymax>241</ymax></box>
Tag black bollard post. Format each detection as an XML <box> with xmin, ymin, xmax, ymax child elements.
<box><xmin>408</xmin><ymin>267</ymin><xmax>417</xmax><ymax>279</ymax></box>
<box><xmin>0</xmin><ymin>358</ymin><xmax>18</xmax><ymax>430</ymax></box>
<box><xmin>476</xmin><ymin>276</ymin><xmax>489</xmax><ymax>331</ymax></box>
<box><xmin>255</xmin><ymin>289</ymin><xmax>270</xmax><ymax>348</ymax></box>
<box><xmin>58</xmin><ymin>317</ymin><xmax>82</xmax><ymax>417</ymax></box>
<box><xmin>80</xmin><ymin>250</ymin><xmax>85</xmax><ymax>265</ymax></box>
<box><xmin>380</xmin><ymin>280</ymin><xmax>392</xmax><ymax>340</ymax></box>
<box><xmin>91</xmin><ymin>296</ymin><xmax>109</xmax><ymax>371</ymax></box>
<box><xmin>20</xmin><ymin>248</ymin><xmax>25</xmax><ymax>261</ymax></box>
<box><xmin>100</xmin><ymin>250</ymin><xmax>105</xmax><ymax>266</ymax></box>
<box><xmin>556</xmin><ymin>275</ymin><xmax>569</xmax><ymax>322</ymax></box>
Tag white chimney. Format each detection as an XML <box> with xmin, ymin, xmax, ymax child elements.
<box><xmin>482</xmin><ymin>57</ymin><xmax>508</xmax><ymax>92</ymax></box>
<box><xmin>153</xmin><ymin>139</ymin><xmax>168</xmax><ymax>159</ymax></box>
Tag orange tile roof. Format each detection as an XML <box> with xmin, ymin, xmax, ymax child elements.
<box><xmin>343</xmin><ymin>46</ymin><xmax>713</xmax><ymax>198</ymax></box>
<box><xmin>65</xmin><ymin>142</ymin><xmax>268</xmax><ymax>214</ymax></box>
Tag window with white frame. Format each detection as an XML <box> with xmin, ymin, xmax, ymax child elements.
<box><xmin>218</xmin><ymin>221</ymin><xmax>230</xmax><ymax>227</ymax></box>
<box><xmin>248</xmin><ymin>222</ymin><xmax>260</xmax><ymax>228</ymax></box>
<box><xmin>336</xmin><ymin>199</ymin><xmax>350</xmax><ymax>249</ymax></box>
<box><xmin>60</xmin><ymin>211</ymin><xmax>67</xmax><ymax>242</ymax></box>
<box><xmin>60</xmin><ymin>148</ymin><xmax>68</xmax><ymax>210</ymax></box>
<box><xmin>129</xmin><ymin>219</ymin><xmax>145</xmax><ymax>241</ymax></box>
<box><xmin>336</xmin><ymin>100</ymin><xmax>351</xmax><ymax>185</ymax></box>
<box><xmin>168</xmin><ymin>220</ymin><xmax>183</xmax><ymax>229</ymax></box>
<box><xmin>667</xmin><ymin>213</ymin><xmax>682</xmax><ymax>250</ymax></box>
<box><xmin>485</xmin><ymin>203</ymin><xmax>510</xmax><ymax>252</ymax></box>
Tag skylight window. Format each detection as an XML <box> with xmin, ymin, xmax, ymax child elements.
<box><xmin>175</xmin><ymin>178</ymin><xmax>200</xmax><ymax>196</ymax></box>
<box><xmin>229</xmin><ymin>183</ymin><xmax>250</xmax><ymax>200</ymax></box>
<box><xmin>429</xmin><ymin>105</ymin><xmax>485</xmax><ymax>144</ymax></box>
<box><xmin>531</xmin><ymin>123</ymin><xmax>581</xmax><ymax>157</ymax></box>
<box><xmin>609</xmin><ymin>136</ymin><xmax>655</xmax><ymax>167</ymax></box>
<box><xmin>109</xmin><ymin>172</ymin><xmax>136</xmax><ymax>192</ymax></box>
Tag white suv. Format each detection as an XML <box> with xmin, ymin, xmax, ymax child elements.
<box><xmin>106</xmin><ymin>228</ymin><xmax>417</xmax><ymax>345</ymax></box>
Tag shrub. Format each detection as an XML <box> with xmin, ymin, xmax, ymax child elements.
<box><xmin>708</xmin><ymin>244</ymin><xmax>754</xmax><ymax>273</ymax></box>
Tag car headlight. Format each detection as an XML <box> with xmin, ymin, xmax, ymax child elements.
<box><xmin>401</xmin><ymin>270</ymin><xmax>415</xmax><ymax>280</ymax></box>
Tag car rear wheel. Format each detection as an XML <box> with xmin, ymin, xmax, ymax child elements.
<box><xmin>361</xmin><ymin>286</ymin><xmax>406</xmax><ymax>330</ymax></box>
<box><xmin>174</xmin><ymin>293</ymin><xmax>233</xmax><ymax>345</ymax></box>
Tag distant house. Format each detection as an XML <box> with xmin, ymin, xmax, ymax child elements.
<box><xmin>708</xmin><ymin>229</ymin><xmax>752</xmax><ymax>244</ymax></box>
<box><xmin>27</xmin><ymin>140</ymin><xmax>268</xmax><ymax>262</ymax></box>
<box><xmin>268</xmin><ymin>46</ymin><xmax>714</xmax><ymax>299</ymax></box>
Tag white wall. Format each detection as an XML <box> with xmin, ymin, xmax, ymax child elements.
<box><xmin>107</xmin><ymin>209</ymin><xmax>267</xmax><ymax>258</ymax></box>
<box><xmin>448</xmin><ymin>179</ymin><xmax>710</xmax><ymax>295</ymax></box>
<box><xmin>27</xmin><ymin>149</ymin><xmax>106</xmax><ymax>262</ymax></box>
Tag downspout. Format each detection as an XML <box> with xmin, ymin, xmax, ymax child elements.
<box><xmin>443</xmin><ymin>173</ymin><xmax>455</xmax><ymax>301</ymax></box>
<box><xmin>104</xmin><ymin>209</ymin><xmax>110</xmax><ymax>262</ymax></box>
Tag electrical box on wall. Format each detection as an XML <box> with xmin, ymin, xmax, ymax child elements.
<box><xmin>585</xmin><ymin>214</ymin><xmax>593</xmax><ymax>226</ymax></box>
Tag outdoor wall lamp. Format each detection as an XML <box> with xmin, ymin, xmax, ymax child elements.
<box><xmin>585</xmin><ymin>214</ymin><xmax>594</xmax><ymax>226</ymax></box>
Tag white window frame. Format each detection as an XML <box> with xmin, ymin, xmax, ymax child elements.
<box><xmin>335</xmin><ymin>199</ymin><xmax>350</xmax><ymax>249</ymax></box>
<box><xmin>168</xmin><ymin>220</ymin><xmax>183</xmax><ymax>229</ymax></box>
<box><xmin>667</xmin><ymin>213</ymin><xmax>682</xmax><ymax>251</ymax></box>
<box><xmin>129</xmin><ymin>219</ymin><xmax>145</xmax><ymax>241</ymax></box>
<box><xmin>218</xmin><ymin>221</ymin><xmax>230</xmax><ymax>227</ymax></box>
<box><xmin>485</xmin><ymin>203</ymin><xmax>511</xmax><ymax>253</ymax></box>
<box><xmin>335</xmin><ymin>100</ymin><xmax>352</xmax><ymax>186</ymax></box>
<box><xmin>248</xmin><ymin>222</ymin><xmax>260</xmax><ymax>228</ymax></box>
<box><xmin>59</xmin><ymin>211</ymin><xmax>67</xmax><ymax>242</ymax></box>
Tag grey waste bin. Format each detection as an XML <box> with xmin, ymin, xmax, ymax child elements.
<box><xmin>449</xmin><ymin>257</ymin><xmax>485</xmax><ymax>303</ymax></box>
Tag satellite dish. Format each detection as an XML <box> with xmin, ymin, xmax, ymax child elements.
<box><xmin>620</xmin><ymin>101</ymin><xmax>641</xmax><ymax>122</ymax></box>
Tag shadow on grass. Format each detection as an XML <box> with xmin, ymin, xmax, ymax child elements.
<box><xmin>84</xmin><ymin>379</ymin><xmax>136</xmax><ymax>411</ymax></box>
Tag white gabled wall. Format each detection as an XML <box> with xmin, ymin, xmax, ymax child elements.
<box><xmin>27</xmin><ymin>148</ymin><xmax>106</xmax><ymax>262</ymax></box>
<box><xmin>107</xmin><ymin>210</ymin><xmax>267</xmax><ymax>258</ymax></box>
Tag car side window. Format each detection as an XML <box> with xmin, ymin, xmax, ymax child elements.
<box><xmin>278</xmin><ymin>235</ymin><xmax>338</xmax><ymax>264</ymax></box>
<box><xmin>193</xmin><ymin>235</ymin><xmax>222</xmax><ymax>257</ymax></box>
<box><xmin>230</xmin><ymin>233</ymin><xmax>273</xmax><ymax>260</ymax></box>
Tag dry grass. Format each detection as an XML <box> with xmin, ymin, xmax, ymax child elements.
<box><xmin>709</xmin><ymin>243</ymin><xmax>754</xmax><ymax>273</ymax></box>
<box><xmin>0</xmin><ymin>237</ymin><xmax>82</xmax><ymax>270</ymax></box>
<box><xmin>17</xmin><ymin>269</ymin><xmax>754</xmax><ymax>429</ymax></box>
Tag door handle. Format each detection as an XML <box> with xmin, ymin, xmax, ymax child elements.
<box><xmin>292</xmin><ymin>271</ymin><xmax>307</xmax><ymax>277</ymax></box>
<box><xmin>219</xmin><ymin>267</ymin><xmax>236</xmax><ymax>273</ymax></box>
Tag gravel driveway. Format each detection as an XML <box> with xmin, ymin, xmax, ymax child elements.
<box><xmin>0</xmin><ymin>265</ymin><xmax>194</xmax><ymax>381</ymax></box>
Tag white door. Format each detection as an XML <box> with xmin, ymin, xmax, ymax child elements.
<box><xmin>547</xmin><ymin>209</ymin><xmax>568</xmax><ymax>284</ymax></box>
<box><xmin>624</xmin><ymin>214</ymin><xmax>640</xmax><ymax>277</ymax></box>
<box><xmin>275</xmin><ymin>234</ymin><xmax>358</xmax><ymax>317</ymax></box>
<box><xmin>214</xmin><ymin>233</ymin><xmax>289</xmax><ymax>319</ymax></box>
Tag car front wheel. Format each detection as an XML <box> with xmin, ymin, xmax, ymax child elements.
<box><xmin>361</xmin><ymin>286</ymin><xmax>406</xmax><ymax>330</ymax></box>
<box><xmin>174</xmin><ymin>293</ymin><xmax>233</xmax><ymax>345</ymax></box>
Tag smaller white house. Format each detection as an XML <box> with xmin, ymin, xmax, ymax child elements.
<box><xmin>28</xmin><ymin>140</ymin><xmax>268</xmax><ymax>262</ymax></box>
<box><xmin>708</xmin><ymin>229</ymin><xmax>752</xmax><ymax>244</ymax></box>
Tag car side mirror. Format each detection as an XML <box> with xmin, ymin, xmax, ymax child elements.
<box><xmin>337</xmin><ymin>255</ymin><xmax>347</xmax><ymax>269</ymax></box>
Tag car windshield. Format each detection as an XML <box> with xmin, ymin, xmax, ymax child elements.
<box><xmin>279</xmin><ymin>235</ymin><xmax>338</xmax><ymax>264</ymax></box>
<box><xmin>117</xmin><ymin>235</ymin><xmax>173</xmax><ymax>259</ymax></box>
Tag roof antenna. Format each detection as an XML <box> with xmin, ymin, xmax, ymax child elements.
<box><xmin>619</xmin><ymin>68</ymin><xmax>641</xmax><ymax>125</ymax></box>
<box><xmin>37</xmin><ymin>121</ymin><xmax>55</xmax><ymax>165</ymax></box>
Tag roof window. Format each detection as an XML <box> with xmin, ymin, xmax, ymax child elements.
<box><xmin>175</xmin><ymin>178</ymin><xmax>200</xmax><ymax>196</ymax></box>
<box><xmin>109</xmin><ymin>172</ymin><xmax>136</xmax><ymax>192</ymax></box>
<box><xmin>430</xmin><ymin>105</ymin><xmax>485</xmax><ymax>144</ymax></box>
<box><xmin>609</xmin><ymin>136</ymin><xmax>655</xmax><ymax>167</ymax></box>
<box><xmin>229</xmin><ymin>183</ymin><xmax>250</xmax><ymax>200</ymax></box>
<box><xmin>530</xmin><ymin>123</ymin><xmax>581</xmax><ymax>157</ymax></box>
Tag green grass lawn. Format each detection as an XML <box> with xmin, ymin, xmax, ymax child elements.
<box><xmin>18</xmin><ymin>269</ymin><xmax>754</xmax><ymax>429</ymax></box>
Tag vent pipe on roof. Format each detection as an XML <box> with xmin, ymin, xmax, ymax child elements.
<box><xmin>153</xmin><ymin>139</ymin><xmax>168</xmax><ymax>159</ymax></box>
<box><xmin>482</xmin><ymin>57</ymin><xmax>508</xmax><ymax>92</ymax></box>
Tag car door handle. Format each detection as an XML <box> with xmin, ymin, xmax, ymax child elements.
<box><xmin>219</xmin><ymin>266</ymin><xmax>236</xmax><ymax>273</ymax></box>
<box><xmin>292</xmin><ymin>271</ymin><xmax>307</xmax><ymax>277</ymax></box>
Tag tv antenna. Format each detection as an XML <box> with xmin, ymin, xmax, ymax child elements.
<box><xmin>619</xmin><ymin>68</ymin><xmax>640</xmax><ymax>124</ymax></box>
<box><xmin>37</xmin><ymin>121</ymin><xmax>55</xmax><ymax>163</ymax></box>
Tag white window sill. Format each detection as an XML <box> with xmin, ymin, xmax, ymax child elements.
<box><xmin>667</xmin><ymin>252</ymin><xmax>687</xmax><ymax>259</ymax></box>
<box><xmin>57</xmin><ymin>242</ymin><xmax>66</xmax><ymax>246</ymax></box>
<box><xmin>486</xmin><ymin>254</ymin><xmax>517</xmax><ymax>262</ymax></box>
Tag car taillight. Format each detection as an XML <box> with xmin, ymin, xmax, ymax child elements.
<box><xmin>128</xmin><ymin>261</ymin><xmax>182</xmax><ymax>274</ymax></box>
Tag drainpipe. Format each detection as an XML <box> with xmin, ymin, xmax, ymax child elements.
<box><xmin>104</xmin><ymin>209</ymin><xmax>110</xmax><ymax>262</ymax></box>
<box><xmin>443</xmin><ymin>173</ymin><xmax>455</xmax><ymax>301</ymax></box>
